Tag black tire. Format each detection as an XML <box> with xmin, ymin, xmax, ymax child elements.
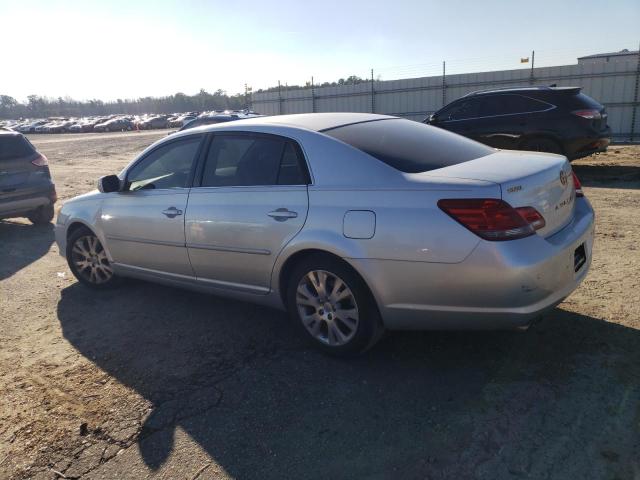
<box><xmin>28</xmin><ymin>204</ymin><xmax>54</xmax><ymax>225</ymax></box>
<box><xmin>66</xmin><ymin>227</ymin><xmax>121</xmax><ymax>289</ymax></box>
<box><xmin>520</xmin><ymin>137</ymin><xmax>563</xmax><ymax>155</ymax></box>
<box><xmin>286</xmin><ymin>254</ymin><xmax>384</xmax><ymax>356</ymax></box>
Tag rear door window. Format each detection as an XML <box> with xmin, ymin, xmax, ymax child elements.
<box><xmin>479</xmin><ymin>94</ymin><xmax>551</xmax><ymax>116</ymax></box>
<box><xmin>0</xmin><ymin>135</ymin><xmax>35</xmax><ymax>161</ymax></box>
<box><xmin>322</xmin><ymin>118</ymin><xmax>493</xmax><ymax>173</ymax></box>
<box><xmin>201</xmin><ymin>135</ymin><xmax>309</xmax><ymax>187</ymax></box>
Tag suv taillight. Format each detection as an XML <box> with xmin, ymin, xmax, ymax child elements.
<box><xmin>31</xmin><ymin>154</ymin><xmax>48</xmax><ymax>167</ymax></box>
<box><xmin>438</xmin><ymin>199</ymin><xmax>545</xmax><ymax>241</ymax></box>
<box><xmin>572</xmin><ymin>172</ymin><xmax>584</xmax><ymax>197</ymax></box>
<box><xmin>571</xmin><ymin>109</ymin><xmax>601</xmax><ymax>120</ymax></box>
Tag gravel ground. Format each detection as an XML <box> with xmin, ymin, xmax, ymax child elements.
<box><xmin>1</xmin><ymin>131</ymin><xmax>639</xmax><ymax>480</ymax></box>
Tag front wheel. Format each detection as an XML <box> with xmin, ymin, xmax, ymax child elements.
<box><xmin>287</xmin><ymin>255</ymin><xmax>384</xmax><ymax>356</ymax></box>
<box><xmin>66</xmin><ymin>227</ymin><xmax>120</xmax><ymax>288</ymax></box>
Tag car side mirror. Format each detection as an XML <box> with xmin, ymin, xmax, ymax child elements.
<box><xmin>98</xmin><ymin>174</ymin><xmax>121</xmax><ymax>193</ymax></box>
<box><xmin>427</xmin><ymin>114</ymin><xmax>437</xmax><ymax>124</ymax></box>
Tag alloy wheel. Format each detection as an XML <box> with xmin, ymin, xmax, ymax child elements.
<box><xmin>296</xmin><ymin>270</ymin><xmax>359</xmax><ymax>346</ymax></box>
<box><xmin>71</xmin><ymin>235</ymin><xmax>113</xmax><ymax>284</ymax></box>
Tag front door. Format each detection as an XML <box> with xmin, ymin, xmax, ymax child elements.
<box><xmin>100</xmin><ymin>135</ymin><xmax>203</xmax><ymax>277</ymax></box>
<box><xmin>185</xmin><ymin>133</ymin><xmax>310</xmax><ymax>293</ymax></box>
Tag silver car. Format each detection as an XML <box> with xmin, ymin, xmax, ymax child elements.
<box><xmin>55</xmin><ymin>113</ymin><xmax>594</xmax><ymax>354</ymax></box>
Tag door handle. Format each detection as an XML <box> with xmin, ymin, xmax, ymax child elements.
<box><xmin>162</xmin><ymin>207</ymin><xmax>183</xmax><ymax>218</ymax></box>
<box><xmin>267</xmin><ymin>208</ymin><xmax>298</xmax><ymax>221</ymax></box>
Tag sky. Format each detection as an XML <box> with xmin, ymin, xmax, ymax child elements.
<box><xmin>1</xmin><ymin>0</ymin><xmax>639</xmax><ymax>102</ymax></box>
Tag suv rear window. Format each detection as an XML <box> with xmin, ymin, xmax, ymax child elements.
<box><xmin>566</xmin><ymin>92</ymin><xmax>603</xmax><ymax>110</ymax></box>
<box><xmin>0</xmin><ymin>135</ymin><xmax>35</xmax><ymax>161</ymax></box>
<box><xmin>322</xmin><ymin>118</ymin><xmax>493</xmax><ymax>173</ymax></box>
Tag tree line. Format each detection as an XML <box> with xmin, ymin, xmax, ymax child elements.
<box><xmin>0</xmin><ymin>89</ymin><xmax>249</xmax><ymax>119</ymax></box>
<box><xmin>0</xmin><ymin>76</ymin><xmax>372</xmax><ymax>119</ymax></box>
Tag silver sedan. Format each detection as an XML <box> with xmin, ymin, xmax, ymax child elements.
<box><xmin>55</xmin><ymin>113</ymin><xmax>594</xmax><ymax>354</ymax></box>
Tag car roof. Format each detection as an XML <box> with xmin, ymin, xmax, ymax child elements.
<box><xmin>0</xmin><ymin>129</ymin><xmax>22</xmax><ymax>136</ymax></box>
<box><xmin>191</xmin><ymin>113</ymin><xmax>396</xmax><ymax>133</ymax></box>
<box><xmin>463</xmin><ymin>86</ymin><xmax>581</xmax><ymax>97</ymax></box>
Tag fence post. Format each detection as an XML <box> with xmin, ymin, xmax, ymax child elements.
<box><xmin>371</xmin><ymin>69</ymin><xmax>375</xmax><ymax>113</ymax></box>
<box><xmin>529</xmin><ymin>50</ymin><xmax>535</xmax><ymax>85</ymax></box>
<box><xmin>442</xmin><ymin>61</ymin><xmax>446</xmax><ymax>107</ymax></box>
<box><xmin>630</xmin><ymin>42</ymin><xmax>640</xmax><ymax>142</ymax></box>
<box><xmin>311</xmin><ymin>76</ymin><xmax>316</xmax><ymax>113</ymax></box>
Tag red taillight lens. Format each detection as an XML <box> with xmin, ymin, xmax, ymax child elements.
<box><xmin>31</xmin><ymin>154</ymin><xmax>48</xmax><ymax>167</ymax></box>
<box><xmin>571</xmin><ymin>109</ymin><xmax>601</xmax><ymax>120</ymax></box>
<box><xmin>438</xmin><ymin>199</ymin><xmax>545</xmax><ymax>241</ymax></box>
<box><xmin>572</xmin><ymin>171</ymin><xmax>583</xmax><ymax>197</ymax></box>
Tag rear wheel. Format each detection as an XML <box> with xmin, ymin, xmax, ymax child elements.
<box><xmin>66</xmin><ymin>227</ymin><xmax>120</xmax><ymax>288</ymax></box>
<box><xmin>286</xmin><ymin>255</ymin><xmax>384</xmax><ymax>356</ymax></box>
<box><xmin>520</xmin><ymin>137</ymin><xmax>563</xmax><ymax>155</ymax></box>
<box><xmin>28</xmin><ymin>204</ymin><xmax>54</xmax><ymax>225</ymax></box>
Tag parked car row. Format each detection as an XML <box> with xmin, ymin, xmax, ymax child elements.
<box><xmin>0</xmin><ymin>110</ymin><xmax>263</xmax><ymax>135</ymax></box>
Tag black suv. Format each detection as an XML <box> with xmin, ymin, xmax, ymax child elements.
<box><xmin>424</xmin><ymin>86</ymin><xmax>610</xmax><ymax>160</ymax></box>
<box><xmin>0</xmin><ymin>130</ymin><xmax>57</xmax><ymax>224</ymax></box>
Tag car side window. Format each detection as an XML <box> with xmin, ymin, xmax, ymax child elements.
<box><xmin>444</xmin><ymin>99</ymin><xmax>482</xmax><ymax>121</ymax></box>
<box><xmin>479</xmin><ymin>94</ymin><xmax>549</xmax><ymax>117</ymax></box>
<box><xmin>277</xmin><ymin>142</ymin><xmax>308</xmax><ymax>185</ymax></box>
<box><xmin>201</xmin><ymin>135</ymin><xmax>307</xmax><ymax>187</ymax></box>
<box><xmin>126</xmin><ymin>136</ymin><xmax>202</xmax><ymax>191</ymax></box>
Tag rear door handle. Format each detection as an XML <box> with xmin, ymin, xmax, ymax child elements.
<box><xmin>162</xmin><ymin>207</ymin><xmax>183</xmax><ymax>218</ymax></box>
<box><xmin>267</xmin><ymin>208</ymin><xmax>298</xmax><ymax>221</ymax></box>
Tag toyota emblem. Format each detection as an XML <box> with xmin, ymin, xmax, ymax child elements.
<box><xmin>559</xmin><ymin>170</ymin><xmax>568</xmax><ymax>187</ymax></box>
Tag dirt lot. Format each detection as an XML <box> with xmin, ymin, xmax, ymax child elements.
<box><xmin>1</xmin><ymin>131</ymin><xmax>639</xmax><ymax>480</ymax></box>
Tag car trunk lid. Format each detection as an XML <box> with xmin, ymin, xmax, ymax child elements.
<box><xmin>423</xmin><ymin>150</ymin><xmax>576</xmax><ymax>237</ymax></box>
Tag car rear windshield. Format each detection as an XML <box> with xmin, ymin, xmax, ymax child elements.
<box><xmin>566</xmin><ymin>92</ymin><xmax>603</xmax><ymax>110</ymax></box>
<box><xmin>322</xmin><ymin>118</ymin><xmax>494</xmax><ymax>173</ymax></box>
<box><xmin>0</xmin><ymin>135</ymin><xmax>35</xmax><ymax>161</ymax></box>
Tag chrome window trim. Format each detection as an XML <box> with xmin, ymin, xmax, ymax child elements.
<box><xmin>439</xmin><ymin>95</ymin><xmax>556</xmax><ymax>124</ymax></box>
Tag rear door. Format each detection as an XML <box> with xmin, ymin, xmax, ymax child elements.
<box><xmin>100</xmin><ymin>135</ymin><xmax>203</xmax><ymax>277</ymax></box>
<box><xmin>185</xmin><ymin>133</ymin><xmax>309</xmax><ymax>293</ymax></box>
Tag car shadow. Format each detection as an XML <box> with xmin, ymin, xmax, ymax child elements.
<box><xmin>56</xmin><ymin>282</ymin><xmax>640</xmax><ymax>479</ymax></box>
<box><xmin>0</xmin><ymin>220</ymin><xmax>55</xmax><ymax>280</ymax></box>
<box><xmin>573</xmin><ymin>164</ymin><xmax>640</xmax><ymax>189</ymax></box>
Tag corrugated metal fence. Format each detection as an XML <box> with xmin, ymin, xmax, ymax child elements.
<box><xmin>252</xmin><ymin>59</ymin><xmax>640</xmax><ymax>141</ymax></box>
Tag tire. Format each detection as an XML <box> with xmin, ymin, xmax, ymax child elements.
<box><xmin>66</xmin><ymin>227</ymin><xmax>121</xmax><ymax>289</ymax></box>
<box><xmin>520</xmin><ymin>137</ymin><xmax>563</xmax><ymax>155</ymax></box>
<box><xmin>27</xmin><ymin>204</ymin><xmax>54</xmax><ymax>225</ymax></box>
<box><xmin>286</xmin><ymin>254</ymin><xmax>384</xmax><ymax>356</ymax></box>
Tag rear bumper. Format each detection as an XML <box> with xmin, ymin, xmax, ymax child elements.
<box><xmin>0</xmin><ymin>184</ymin><xmax>56</xmax><ymax>219</ymax></box>
<box><xmin>350</xmin><ymin>197</ymin><xmax>595</xmax><ymax>330</ymax></box>
<box><xmin>565</xmin><ymin>130</ymin><xmax>610</xmax><ymax>160</ymax></box>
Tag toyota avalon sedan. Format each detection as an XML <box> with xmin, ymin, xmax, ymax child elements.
<box><xmin>55</xmin><ymin>113</ymin><xmax>594</xmax><ymax>355</ymax></box>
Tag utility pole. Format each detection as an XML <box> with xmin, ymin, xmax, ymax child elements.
<box><xmin>442</xmin><ymin>61</ymin><xmax>446</xmax><ymax>107</ymax></box>
<box><xmin>371</xmin><ymin>68</ymin><xmax>375</xmax><ymax>113</ymax></box>
<box><xmin>530</xmin><ymin>50</ymin><xmax>535</xmax><ymax>85</ymax></box>
<box><xmin>630</xmin><ymin>41</ymin><xmax>640</xmax><ymax>141</ymax></box>
<box><xmin>278</xmin><ymin>80</ymin><xmax>282</xmax><ymax>115</ymax></box>
<box><xmin>311</xmin><ymin>76</ymin><xmax>316</xmax><ymax>113</ymax></box>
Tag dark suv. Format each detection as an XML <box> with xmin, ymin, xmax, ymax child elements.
<box><xmin>424</xmin><ymin>86</ymin><xmax>610</xmax><ymax>160</ymax></box>
<box><xmin>0</xmin><ymin>130</ymin><xmax>57</xmax><ymax>224</ymax></box>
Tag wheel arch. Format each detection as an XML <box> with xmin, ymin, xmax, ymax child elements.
<box><xmin>276</xmin><ymin>248</ymin><xmax>381</xmax><ymax>317</ymax></box>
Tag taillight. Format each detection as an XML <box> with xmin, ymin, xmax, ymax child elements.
<box><xmin>571</xmin><ymin>109</ymin><xmax>601</xmax><ymax>120</ymax></box>
<box><xmin>437</xmin><ymin>199</ymin><xmax>545</xmax><ymax>241</ymax></box>
<box><xmin>31</xmin><ymin>154</ymin><xmax>48</xmax><ymax>167</ymax></box>
<box><xmin>572</xmin><ymin>171</ymin><xmax>584</xmax><ymax>197</ymax></box>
